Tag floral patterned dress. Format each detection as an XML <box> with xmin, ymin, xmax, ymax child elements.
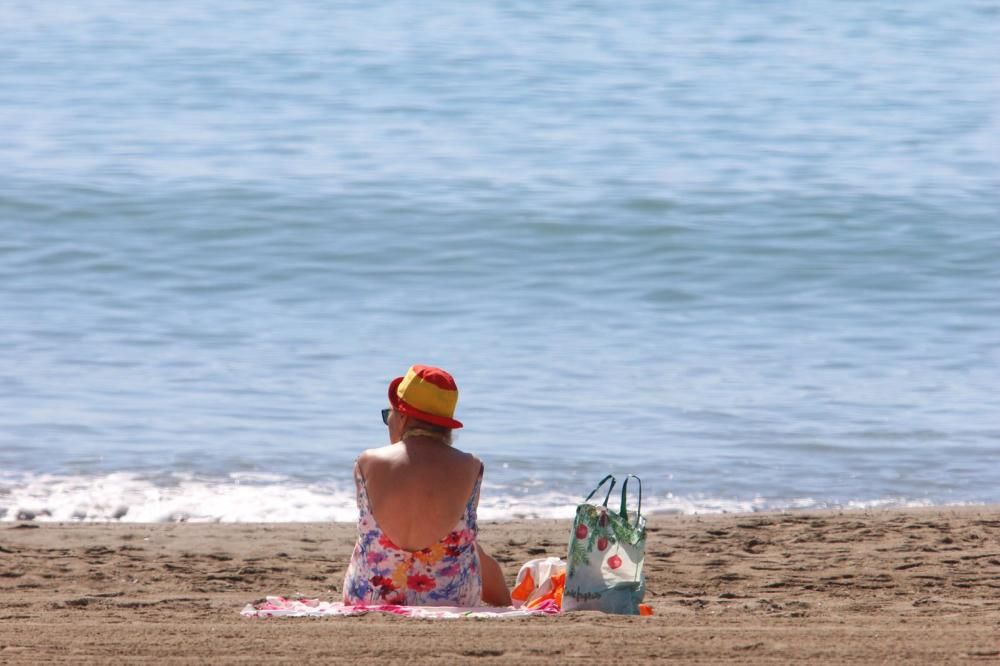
<box><xmin>342</xmin><ymin>467</ymin><xmax>483</xmax><ymax>606</ymax></box>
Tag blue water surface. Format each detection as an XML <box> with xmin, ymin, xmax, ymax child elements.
<box><xmin>1</xmin><ymin>1</ymin><xmax>998</xmax><ymax>519</ymax></box>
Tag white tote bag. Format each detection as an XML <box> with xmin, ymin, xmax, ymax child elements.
<box><xmin>563</xmin><ymin>475</ymin><xmax>646</xmax><ymax>614</ymax></box>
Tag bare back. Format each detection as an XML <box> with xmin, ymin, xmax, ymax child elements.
<box><xmin>356</xmin><ymin>440</ymin><xmax>482</xmax><ymax>552</ymax></box>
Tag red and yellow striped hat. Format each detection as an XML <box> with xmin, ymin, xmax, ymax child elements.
<box><xmin>388</xmin><ymin>365</ymin><xmax>463</xmax><ymax>429</ymax></box>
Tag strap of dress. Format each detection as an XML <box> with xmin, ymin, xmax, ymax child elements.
<box><xmin>464</xmin><ymin>464</ymin><xmax>484</xmax><ymax>525</ymax></box>
<box><xmin>354</xmin><ymin>462</ymin><xmax>373</xmax><ymax>518</ymax></box>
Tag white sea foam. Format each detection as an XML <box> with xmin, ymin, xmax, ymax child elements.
<box><xmin>0</xmin><ymin>472</ymin><xmax>942</xmax><ymax>524</ymax></box>
<box><xmin>0</xmin><ymin>472</ymin><xmax>357</xmax><ymax>523</ymax></box>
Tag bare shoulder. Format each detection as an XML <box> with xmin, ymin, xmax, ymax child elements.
<box><xmin>356</xmin><ymin>445</ymin><xmax>393</xmax><ymax>474</ymax></box>
<box><xmin>454</xmin><ymin>448</ymin><xmax>483</xmax><ymax>476</ymax></box>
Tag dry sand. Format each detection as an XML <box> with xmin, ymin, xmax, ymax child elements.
<box><xmin>2</xmin><ymin>506</ymin><xmax>999</xmax><ymax>664</ymax></box>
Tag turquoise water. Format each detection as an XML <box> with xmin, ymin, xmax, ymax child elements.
<box><xmin>2</xmin><ymin>2</ymin><xmax>998</xmax><ymax>521</ymax></box>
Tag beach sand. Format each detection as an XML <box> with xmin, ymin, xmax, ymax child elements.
<box><xmin>2</xmin><ymin>506</ymin><xmax>998</xmax><ymax>664</ymax></box>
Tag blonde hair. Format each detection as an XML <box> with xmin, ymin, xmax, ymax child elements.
<box><xmin>402</xmin><ymin>418</ymin><xmax>454</xmax><ymax>445</ymax></box>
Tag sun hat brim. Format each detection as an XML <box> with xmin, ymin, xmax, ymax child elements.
<box><xmin>388</xmin><ymin>376</ymin><xmax>464</xmax><ymax>429</ymax></box>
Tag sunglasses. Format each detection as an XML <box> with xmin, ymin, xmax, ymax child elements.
<box><xmin>381</xmin><ymin>408</ymin><xmax>391</xmax><ymax>425</ymax></box>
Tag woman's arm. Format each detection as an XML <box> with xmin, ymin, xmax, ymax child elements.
<box><xmin>471</xmin><ymin>460</ymin><xmax>511</xmax><ymax>606</ymax></box>
<box><xmin>477</xmin><ymin>543</ymin><xmax>512</xmax><ymax>606</ymax></box>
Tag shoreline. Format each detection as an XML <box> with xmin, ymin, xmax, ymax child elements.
<box><xmin>3</xmin><ymin>505</ymin><xmax>999</xmax><ymax>663</ymax></box>
<box><xmin>2</xmin><ymin>498</ymin><xmax>983</xmax><ymax>525</ymax></box>
<box><xmin>2</xmin><ymin>472</ymin><xmax>984</xmax><ymax>524</ymax></box>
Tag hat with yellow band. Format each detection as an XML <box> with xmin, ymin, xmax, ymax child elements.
<box><xmin>388</xmin><ymin>365</ymin><xmax>463</xmax><ymax>429</ymax></box>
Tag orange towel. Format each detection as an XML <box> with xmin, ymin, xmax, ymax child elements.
<box><xmin>525</xmin><ymin>571</ymin><xmax>564</xmax><ymax>610</ymax></box>
<box><xmin>511</xmin><ymin>557</ymin><xmax>567</xmax><ymax>611</ymax></box>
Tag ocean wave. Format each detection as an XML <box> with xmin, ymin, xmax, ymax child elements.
<box><xmin>0</xmin><ymin>472</ymin><xmax>942</xmax><ymax>524</ymax></box>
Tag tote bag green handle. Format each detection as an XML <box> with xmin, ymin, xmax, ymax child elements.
<box><xmin>584</xmin><ymin>474</ymin><xmax>617</xmax><ymax>507</ymax></box>
<box><xmin>618</xmin><ymin>474</ymin><xmax>642</xmax><ymax>527</ymax></box>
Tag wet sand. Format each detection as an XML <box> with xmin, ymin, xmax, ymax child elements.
<box><xmin>2</xmin><ymin>506</ymin><xmax>999</xmax><ymax>664</ymax></box>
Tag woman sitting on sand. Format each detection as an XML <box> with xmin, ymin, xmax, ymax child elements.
<box><xmin>343</xmin><ymin>365</ymin><xmax>511</xmax><ymax>607</ymax></box>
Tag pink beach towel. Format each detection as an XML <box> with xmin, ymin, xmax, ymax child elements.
<box><xmin>241</xmin><ymin>596</ymin><xmax>561</xmax><ymax>619</ymax></box>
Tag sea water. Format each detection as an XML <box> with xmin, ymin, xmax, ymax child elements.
<box><xmin>2</xmin><ymin>1</ymin><xmax>998</xmax><ymax>521</ymax></box>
